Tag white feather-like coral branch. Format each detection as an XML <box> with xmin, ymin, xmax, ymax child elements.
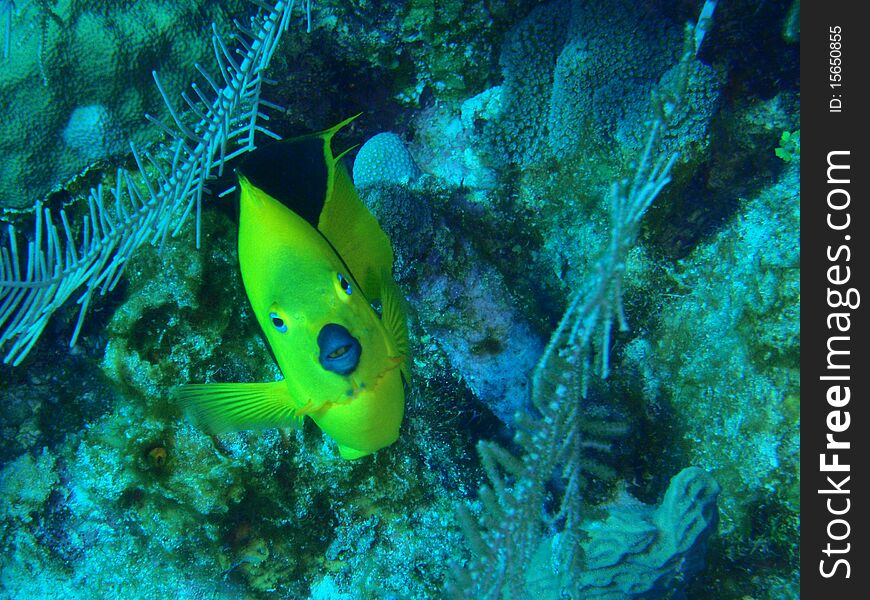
<box><xmin>0</xmin><ymin>0</ymin><xmax>308</xmax><ymax>366</ymax></box>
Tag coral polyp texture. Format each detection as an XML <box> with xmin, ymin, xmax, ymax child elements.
<box><xmin>1</xmin><ymin>0</ymin><xmax>798</xmax><ymax>598</ymax></box>
<box><xmin>0</xmin><ymin>0</ymin><xmax>251</xmax><ymax>209</ymax></box>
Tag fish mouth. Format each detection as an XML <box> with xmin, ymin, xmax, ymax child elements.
<box><xmin>317</xmin><ymin>323</ymin><xmax>362</xmax><ymax>375</ymax></box>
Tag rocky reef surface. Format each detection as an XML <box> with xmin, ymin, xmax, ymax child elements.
<box><xmin>1</xmin><ymin>0</ymin><xmax>799</xmax><ymax>597</ymax></box>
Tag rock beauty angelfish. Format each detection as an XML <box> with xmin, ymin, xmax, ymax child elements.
<box><xmin>178</xmin><ymin>115</ymin><xmax>410</xmax><ymax>459</ymax></box>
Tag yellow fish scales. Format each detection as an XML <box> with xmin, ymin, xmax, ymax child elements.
<box><xmin>178</xmin><ymin>115</ymin><xmax>409</xmax><ymax>459</ymax></box>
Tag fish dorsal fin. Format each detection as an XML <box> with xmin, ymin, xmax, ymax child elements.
<box><xmin>177</xmin><ymin>381</ymin><xmax>303</xmax><ymax>434</ymax></box>
<box><xmin>236</xmin><ymin>114</ymin><xmax>393</xmax><ymax>300</ymax></box>
<box><xmin>319</xmin><ymin>161</ymin><xmax>394</xmax><ymax>299</ymax></box>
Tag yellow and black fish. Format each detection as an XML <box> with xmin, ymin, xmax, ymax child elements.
<box><xmin>178</xmin><ymin>115</ymin><xmax>409</xmax><ymax>459</ymax></box>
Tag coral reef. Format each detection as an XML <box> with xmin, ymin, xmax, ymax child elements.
<box><xmin>623</xmin><ymin>157</ymin><xmax>800</xmax><ymax>596</ymax></box>
<box><xmin>0</xmin><ymin>0</ymin><xmax>249</xmax><ymax>210</ymax></box>
<box><xmin>0</xmin><ymin>0</ymin><xmax>800</xmax><ymax>598</ymax></box>
<box><xmin>0</xmin><ymin>0</ymin><xmax>295</xmax><ymax>366</ymax></box>
<box><xmin>360</xmin><ymin>179</ymin><xmax>545</xmax><ymax>427</ymax></box>
<box><xmin>527</xmin><ymin>467</ymin><xmax>721</xmax><ymax>598</ymax></box>
<box><xmin>482</xmin><ymin>0</ymin><xmax>722</xmax><ymax>168</ymax></box>
<box><xmin>353</xmin><ymin>132</ymin><xmax>421</xmax><ymax>189</ymax></box>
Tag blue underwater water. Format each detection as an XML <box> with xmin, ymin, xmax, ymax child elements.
<box><xmin>0</xmin><ymin>0</ymin><xmax>799</xmax><ymax>598</ymax></box>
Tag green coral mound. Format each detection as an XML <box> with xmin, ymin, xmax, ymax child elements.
<box><xmin>0</xmin><ymin>0</ymin><xmax>800</xmax><ymax>598</ymax></box>
<box><xmin>0</xmin><ymin>0</ymin><xmax>247</xmax><ymax>210</ymax></box>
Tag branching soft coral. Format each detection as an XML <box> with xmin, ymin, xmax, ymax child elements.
<box><xmin>0</xmin><ymin>0</ymin><xmax>308</xmax><ymax>366</ymax></box>
<box><xmin>448</xmin><ymin>4</ymin><xmax>718</xmax><ymax>596</ymax></box>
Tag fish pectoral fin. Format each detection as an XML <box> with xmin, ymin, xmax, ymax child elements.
<box><xmin>293</xmin><ymin>397</ymin><xmax>328</xmax><ymax>417</ymax></box>
<box><xmin>176</xmin><ymin>381</ymin><xmax>303</xmax><ymax>434</ymax></box>
<box><xmin>381</xmin><ymin>274</ymin><xmax>411</xmax><ymax>383</ymax></box>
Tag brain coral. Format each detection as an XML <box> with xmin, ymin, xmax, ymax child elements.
<box><xmin>352</xmin><ymin>132</ymin><xmax>421</xmax><ymax>189</ymax></box>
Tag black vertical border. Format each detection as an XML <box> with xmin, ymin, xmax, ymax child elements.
<box><xmin>801</xmin><ymin>1</ymin><xmax>870</xmax><ymax>596</ymax></box>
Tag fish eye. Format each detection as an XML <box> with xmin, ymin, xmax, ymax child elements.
<box><xmin>337</xmin><ymin>273</ymin><xmax>352</xmax><ymax>295</ymax></box>
<box><xmin>269</xmin><ymin>311</ymin><xmax>288</xmax><ymax>333</ymax></box>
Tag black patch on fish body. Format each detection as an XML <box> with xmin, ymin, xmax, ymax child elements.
<box><xmin>236</xmin><ymin>121</ymin><xmax>379</xmax><ymax>317</ymax></box>
<box><xmin>238</xmin><ymin>136</ymin><xmax>328</xmax><ymax>229</ymax></box>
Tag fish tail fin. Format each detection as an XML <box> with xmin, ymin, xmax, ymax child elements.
<box><xmin>176</xmin><ymin>381</ymin><xmax>302</xmax><ymax>434</ymax></box>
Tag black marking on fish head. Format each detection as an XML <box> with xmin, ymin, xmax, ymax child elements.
<box><xmin>238</xmin><ymin>136</ymin><xmax>328</xmax><ymax>229</ymax></box>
